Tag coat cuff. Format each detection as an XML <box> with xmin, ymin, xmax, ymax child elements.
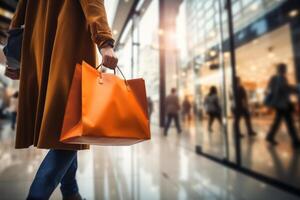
<box><xmin>94</xmin><ymin>33</ymin><xmax>115</xmax><ymax>49</ymax></box>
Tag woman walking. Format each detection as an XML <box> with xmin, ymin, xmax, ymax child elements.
<box><xmin>204</xmin><ymin>86</ymin><xmax>222</xmax><ymax>132</ymax></box>
<box><xmin>5</xmin><ymin>0</ymin><xmax>118</xmax><ymax>199</ymax></box>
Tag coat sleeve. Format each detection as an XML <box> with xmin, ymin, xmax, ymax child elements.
<box><xmin>79</xmin><ymin>0</ymin><xmax>115</xmax><ymax>48</ymax></box>
<box><xmin>10</xmin><ymin>0</ymin><xmax>27</xmax><ymax>28</ymax></box>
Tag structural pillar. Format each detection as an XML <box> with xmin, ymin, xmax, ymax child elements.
<box><xmin>159</xmin><ymin>0</ymin><xmax>166</xmax><ymax>127</ymax></box>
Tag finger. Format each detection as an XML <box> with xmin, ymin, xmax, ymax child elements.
<box><xmin>104</xmin><ymin>56</ymin><xmax>115</xmax><ymax>69</ymax></box>
<box><xmin>102</xmin><ymin>55</ymin><xmax>110</xmax><ymax>68</ymax></box>
<box><xmin>6</xmin><ymin>73</ymin><xmax>17</xmax><ymax>79</ymax></box>
<box><xmin>107</xmin><ymin>56</ymin><xmax>115</xmax><ymax>68</ymax></box>
<box><xmin>11</xmin><ymin>75</ymin><xmax>18</xmax><ymax>80</ymax></box>
<box><xmin>12</xmin><ymin>73</ymin><xmax>20</xmax><ymax>80</ymax></box>
<box><xmin>112</xmin><ymin>56</ymin><xmax>118</xmax><ymax>68</ymax></box>
<box><xmin>111</xmin><ymin>57</ymin><xmax>118</xmax><ymax>68</ymax></box>
<box><xmin>5</xmin><ymin>70</ymin><xmax>13</xmax><ymax>77</ymax></box>
<box><xmin>5</xmin><ymin>69</ymin><xmax>19</xmax><ymax>80</ymax></box>
<box><xmin>6</xmin><ymin>69</ymin><xmax>17</xmax><ymax>74</ymax></box>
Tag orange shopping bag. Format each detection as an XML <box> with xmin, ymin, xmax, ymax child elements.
<box><xmin>60</xmin><ymin>61</ymin><xmax>151</xmax><ymax>145</ymax></box>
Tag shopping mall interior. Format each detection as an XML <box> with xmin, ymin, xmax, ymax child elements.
<box><xmin>1</xmin><ymin>0</ymin><xmax>300</xmax><ymax>199</ymax></box>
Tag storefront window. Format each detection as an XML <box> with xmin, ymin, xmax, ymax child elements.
<box><xmin>232</xmin><ymin>0</ymin><xmax>300</xmax><ymax>189</ymax></box>
<box><xmin>178</xmin><ymin>0</ymin><xmax>300</xmax><ymax>190</ymax></box>
<box><xmin>176</xmin><ymin>0</ymin><xmax>233</xmax><ymax>159</ymax></box>
<box><xmin>137</xmin><ymin>0</ymin><xmax>159</xmax><ymax>125</ymax></box>
<box><xmin>117</xmin><ymin>0</ymin><xmax>300</xmax><ymax>191</ymax></box>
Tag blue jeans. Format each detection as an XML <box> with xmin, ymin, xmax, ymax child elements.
<box><xmin>27</xmin><ymin>149</ymin><xmax>79</xmax><ymax>200</ymax></box>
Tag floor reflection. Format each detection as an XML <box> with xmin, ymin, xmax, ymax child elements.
<box><xmin>195</xmin><ymin>117</ymin><xmax>300</xmax><ymax>189</ymax></box>
<box><xmin>0</xmin><ymin>120</ymin><xmax>298</xmax><ymax>200</ymax></box>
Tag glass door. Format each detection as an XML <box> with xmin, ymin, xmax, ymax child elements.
<box><xmin>191</xmin><ymin>0</ymin><xmax>233</xmax><ymax>161</ymax></box>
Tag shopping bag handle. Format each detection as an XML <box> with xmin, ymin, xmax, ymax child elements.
<box><xmin>96</xmin><ymin>64</ymin><xmax>129</xmax><ymax>86</ymax></box>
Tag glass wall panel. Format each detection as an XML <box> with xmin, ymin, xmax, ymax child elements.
<box><xmin>136</xmin><ymin>0</ymin><xmax>160</xmax><ymax>125</ymax></box>
<box><xmin>118</xmin><ymin>0</ymin><xmax>300</xmax><ymax>191</ymax></box>
<box><xmin>114</xmin><ymin>2</ymin><xmax>160</xmax><ymax>199</ymax></box>
<box><xmin>232</xmin><ymin>0</ymin><xmax>300</xmax><ymax>189</ymax></box>
<box><xmin>117</xmin><ymin>0</ymin><xmax>159</xmax><ymax>126</ymax></box>
<box><xmin>179</xmin><ymin>0</ymin><xmax>233</xmax><ymax>159</ymax></box>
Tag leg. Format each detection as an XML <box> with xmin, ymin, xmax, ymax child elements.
<box><xmin>208</xmin><ymin>114</ymin><xmax>214</xmax><ymax>132</ymax></box>
<box><xmin>164</xmin><ymin>114</ymin><xmax>172</xmax><ymax>135</ymax></box>
<box><xmin>11</xmin><ymin>112</ymin><xmax>17</xmax><ymax>130</ymax></box>
<box><xmin>217</xmin><ymin>112</ymin><xmax>222</xmax><ymax>125</ymax></box>
<box><xmin>243</xmin><ymin>109</ymin><xmax>256</xmax><ymax>136</ymax></box>
<box><xmin>283</xmin><ymin>111</ymin><xmax>300</xmax><ymax>147</ymax></box>
<box><xmin>216</xmin><ymin>112</ymin><xmax>224</xmax><ymax>133</ymax></box>
<box><xmin>266</xmin><ymin>110</ymin><xmax>282</xmax><ymax>144</ymax></box>
<box><xmin>234</xmin><ymin>112</ymin><xmax>242</xmax><ymax>137</ymax></box>
<box><xmin>187</xmin><ymin>112</ymin><xmax>191</xmax><ymax>122</ymax></box>
<box><xmin>27</xmin><ymin>149</ymin><xmax>77</xmax><ymax>200</ymax></box>
<box><xmin>174</xmin><ymin>113</ymin><xmax>182</xmax><ymax>134</ymax></box>
<box><xmin>60</xmin><ymin>155</ymin><xmax>79</xmax><ymax>198</ymax></box>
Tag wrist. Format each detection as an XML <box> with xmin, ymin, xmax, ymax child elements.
<box><xmin>99</xmin><ymin>43</ymin><xmax>114</xmax><ymax>56</ymax></box>
<box><xmin>99</xmin><ymin>46</ymin><xmax>113</xmax><ymax>57</ymax></box>
<box><xmin>98</xmin><ymin>39</ymin><xmax>114</xmax><ymax>49</ymax></box>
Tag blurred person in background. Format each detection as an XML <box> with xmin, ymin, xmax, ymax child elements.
<box><xmin>232</xmin><ymin>77</ymin><xmax>257</xmax><ymax>137</ymax></box>
<box><xmin>193</xmin><ymin>101</ymin><xmax>201</xmax><ymax>120</ymax></box>
<box><xmin>9</xmin><ymin>91</ymin><xmax>18</xmax><ymax>130</ymax></box>
<box><xmin>164</xmin><ymin>88</ymin><xmax>182</xmax><ymax>136</ymax></box>
<box><xmin>147</xmin><ymin>97</ymin><xmax>153</xmax><ymax>123</ymax></box>
<box><xmin>0</xmin><ymin>96</ymin><xmax>4</xmax><ymax>119</ymax></box>
<box><xmin>182</xmin><ymin>95</ymin><xmax>192</xmax><ymax>124</ymax></box>
<box><xmin>0</xmin><ymin>88</ymin><xmax>6</xmax><ymax>119</ymax></box>
<box><xmin>5</xmin><ymin>0</ymin><xmax>118</xmax><ymax>199</ymax></box>
<box><xmin>265</xmin><ymin>63</ymin><xmax>300</xmax><ymax>149</ymax></box>
<box><xmin>204</xmin><ymin>86</ymin><xmax>222</xmax><ymax>132</ymax></box>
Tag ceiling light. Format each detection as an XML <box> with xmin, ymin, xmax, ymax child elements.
<box><xmin>224</xmin><ymin>52</ymin><xmax>230</xmax><ymax>58</ymax></box>
<box><xmin>158</xmin><ymin>29</ymin><xmax>164</xmax><ymax>35</ymax></box>
<box><xmin>0</xmin><ymin>8</ymin><xmax>14</xmax><ymax>18</ymax></box>
<box><xmin>209</xmin><ymin>31</ymin><xmax>216</xmax><ymax>38</ymax></box>
<box><xmin>113</xmin><ymin>30</ymin><xmax>118</xmax><ymax>35</ymax></box>
<box><xmin>289</xmin><ymin>10</ymin><xmax>299</xmax><ymax>18</ymax></box>
<box><xmin>250</xmin><ymin>3</ymin><xmax>259</xmax><ymax>11</ymax></box>
<box><xmin>209</xmin><ymin>50</ymin><xmax>217</xmax><ymax>57</ymax></box>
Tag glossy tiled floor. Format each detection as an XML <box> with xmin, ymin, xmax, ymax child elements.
<box><xmin>195</xmin><ymin>117</ymin><xmax>300</xmax><ymax>189</ymax></box>
<box><xmin>0</xmin><ymin>120</ymin><xmax>299</xmax><ymax>200</ymax></box>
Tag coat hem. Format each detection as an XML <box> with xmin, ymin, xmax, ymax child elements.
<box><xmin>15</xmin><ymin>143</ymin><xmax>89</xmax><ymax>150</ymax></box>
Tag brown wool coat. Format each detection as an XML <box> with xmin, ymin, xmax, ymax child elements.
<box><xmin>11</xmin><ymin>0</ymin><xmax>114</xmax><ymax>150</ymax></box>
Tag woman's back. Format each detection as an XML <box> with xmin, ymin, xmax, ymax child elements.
<box><xmin>13</xmin><ymin>0</ymin><xmax>113</xmax><ymax>150</ymax></box>
<box><xmin>204</xmin><ymin>94</ymin><xmax>220</xmax><ymax>113</ymax></box>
